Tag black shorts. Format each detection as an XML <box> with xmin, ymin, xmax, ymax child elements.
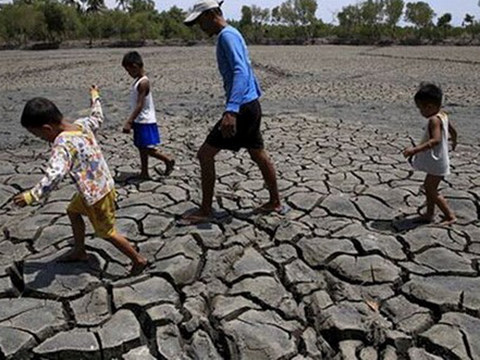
<box><xmin>206</xmin><ymin>99</ymin><xmax>264</xmax><ymax>152</ymax></box>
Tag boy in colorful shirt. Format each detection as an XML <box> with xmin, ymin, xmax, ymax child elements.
<box><xmin>14</xmin><ymin>86</ymin><xmax>148</xmax><ymax>275</ymax></box>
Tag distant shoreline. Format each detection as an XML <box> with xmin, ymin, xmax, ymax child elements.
<box><xmin>2</xmin><ymin>36</ymin><xmax>480</xmax><ymax>51</ymax></box>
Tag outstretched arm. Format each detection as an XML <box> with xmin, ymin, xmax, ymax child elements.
<box><xmin>14</xmin><ymin>144</ymin><xmax>72</xmax><ymax>207</ymax></box>
<box><xmin>123</xmin><ymin>79</ymin><xmax>149</xmax><ymax>133</ymax></box>
<box><xmin>81</xmin><ymin>85</ymin><xmax>104</xmax><ymax>133</ymax></box>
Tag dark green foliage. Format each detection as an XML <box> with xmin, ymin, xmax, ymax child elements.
<box><xmin>0</xmin><ymin>0</ymin><xmax>479</xmax><ymax>48</ymax></box>
<box><xmin>404</xmin><ymin>1</ymin><xmax>435</xmax><ymax>28</ymax></box>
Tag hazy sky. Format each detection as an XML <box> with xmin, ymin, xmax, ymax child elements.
<box><xmin>131</xmin><ymin>0</ymin><xmax>480</xmax><ymax>25</ymax></box>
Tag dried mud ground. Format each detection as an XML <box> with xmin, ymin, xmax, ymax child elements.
<box><xmin>0</xmin><ymin>46</ymin><xmax>480</xmax><ymax>359</ymax></box>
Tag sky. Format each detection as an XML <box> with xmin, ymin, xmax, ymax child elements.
<box><xmin>125</xmin><ymin>0</ymin><xmax>480</xmax><ymax>26</ymax></box>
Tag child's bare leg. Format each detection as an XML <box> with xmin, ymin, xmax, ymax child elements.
<box><xmin>436</xmin><ymin>194</ymin><xmax>457</xmax><ymax>225</ymax></box>
<box><xmin>423</xmin><ymin>174</ymin><xmax>456</xmax><ymax>225</ymax></box>
<box><xmin>105</xmin><ymin>231</ymin><xmax>148</xmax><ymax>275</ymax></box>
<box><xmin>60</xmin><ymin>211</ymin><xmax>89</xmax><ymax>262</ymax></box>
<box><xmin>146</xmin><ymin>148</ymin><xmax>175</xmax><ymax>175</ymax></box>
<box><xmin>427</xmin><ymin>175</ymin><xmax>456</xmax><ymax>225</ymax></box>
<box><xmin>139</xmin><ymin>148</ymin><xmax>149</xmax><ymax>178</ymax></box>
<box><xmin>421</xmin><ymin>174</ymin><xmax>440</xmax><ymax>222</ymax></box>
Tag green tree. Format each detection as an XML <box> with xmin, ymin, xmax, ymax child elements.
<box><xmin>42</xmin><ymin>1</ymin><xmax>69</xmax><ymax>42</ymax></box>
<box><xmin>294</xmin><ymin>0</ymin><xmax>317</xmax><ymax>27</ymax></box>
<box><xmin>435</xmin><ymin>13</ymin><xmax>452</xmax><ymax>39</ymax></box>
<box><xmin>360</xmin><ymin>0</ymin><xmax>384</xmax><ymax>39</ymax></box>
<box><xmin>437</xmin><ymin>13</ymin><xmax>451</xmax><ymax>28</ymax></box>
<box><xmin>0</xmin><ymin>3</ymin><xmax>45</xmax><ymax>44</ymax></box>
<box><xmin>462</xmin><ymin>14</ymin><xmax>479</xmax><ymax>41</ymax></box>
<box><xmin>437</xmin><ymin>13</ymin><xmax>452</xmax><ymax>28</ymax></box>
<box><xmin>337</xmin><ymin>4</ymin><xmax>362</xmax><ymax>32</ymax></box>
<box><xmin>116</xmin><ymin>0</ymin><xmax>129</xmax><ymax>11</ymax></box>
<box><xmin>271</xmin><ymin>6</ymin><xmax>281</xmax><ymax>24</ymax></box>
<box><xmin>384</xmin><ymin>0</ymin><xmax>404</xmax><ymax>27</ymax></box>
<box><xmin>158</xmin><ymin>6</ymin><xmax>190</xmax><ymax>40</ymax></box>
<box><xmin>85</xmin><ymin>0</ymin><xmax>105</xmax><ymax>13</ymax></box>
<box><xmin>276</xmin><ymin>0</ymin><xmax>317</xmax><ymax>40</ymax></box>
<box><xmin>251</xmin><ymin>5</ymin><xmax>269</xmax><ymax>25</ymax></box>
<box><xmin>239</xmin><ymin>5</ymin><xmax>252</xmax><ymax>27</ymax></box>
<box><xmin>360</xmin><ymin>0</ymin><xmax>384</xmax><ymax>27</ymax></box>
<box><xmin>130</xmin><ymin>11</ymin><xmax>159</xmax><ymax>41</ymax></box>
<box><xmin>128</xmin><ymin>0</ymin><xmax>154</xmax><ymax>14</ymax></box>
<box><xmin>463</xmin><ymin>13</ymin><xmax>474</xmax><ymax>27</ymax></box>
<box><xmin>83</xmin><ymin>13</ymin><xmax>101</xmax><ymax>45</ymax></box>
<box><xmin>249</xmin><ymin>5</ymin><xmax>269</xmax><ymax>42</ymax></box>
<box><xmin>404</xmin><ymin>1</ymin><xmax>435</xmax><ymax>28</ymax></box>
<box><xmin>61</xmin><ymin>0</ymin><xmax>81</xmax><ymax>11</ymax></box>
<box><xmin>278</xmin><ymin>0</ymin><xmax>297</xmax><ymax>27</ymax></box>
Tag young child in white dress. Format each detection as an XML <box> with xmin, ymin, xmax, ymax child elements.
<box><xmin>403</xmin><ymin>83</ymin><xmax>457</xmax><ymax>225</ymax></box>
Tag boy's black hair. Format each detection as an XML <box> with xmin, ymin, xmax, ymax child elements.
<box><xmin>21</xmin><ymin>97</ymin><xmax>63</xmax><ymax>128</ymax></box>
<box><xmin>414</xmin><ymin>83</ymin><xmax>443</xmax><ymax>107</ymax></box>
<box><xmin>122</xmin><ymin>51</ymin><xmax>144</xmax><ymax>68</ymax></box>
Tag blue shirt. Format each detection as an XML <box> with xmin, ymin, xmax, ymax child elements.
<box><xmin>216</xmin><ymin>26</ymin><xmax>261</xmax><ymax>113</ymax></box>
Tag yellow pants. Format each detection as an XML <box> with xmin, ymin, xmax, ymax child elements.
<box><xmin>67</xmin><ymin>190</ymin><xmax>116</xmax><ymax>238</ymax></box>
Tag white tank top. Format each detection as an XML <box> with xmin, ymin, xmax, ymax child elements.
<box><xmin>411</xmin><ymin>111</ymin><xmax>450</xmax><ymax>176</ymax></box>
<box><xmin>130</xmin><ymin>76</ymin><xmax>157</xmax><ymax>124</ymax></box>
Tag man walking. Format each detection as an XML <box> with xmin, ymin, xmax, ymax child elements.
<box><xmin>181</xmin><ymin>0</ymin><xmax>285</xmax><ymax>224</ymax></box>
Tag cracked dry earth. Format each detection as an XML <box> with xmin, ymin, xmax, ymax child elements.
<box><xmin>1</xmin><ymin>111</ymin><xmax>479</xmax><ymax>360</ymax></box>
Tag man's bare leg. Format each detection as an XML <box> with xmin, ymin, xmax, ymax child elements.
<box><xmin>182</xmin><ymin>143</ymin><xmax>220</xmax><ymax>223</ymax></box>
<box><xmin>248</xmin><ymin>148</ymin><xmax>282</xmax><ymax>212</ymax></box>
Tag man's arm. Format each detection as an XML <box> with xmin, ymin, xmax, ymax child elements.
<box><xmin>14</xmin><ymin>144</ymin><xmax>71</xmax><ymax>207</ymax></box>
<box><xmin>123</xmin><ymin>79</ymin><xmax>149</xmax><ymax>133</ymax></box>
<box><xmin>220</xmin><ymin>32</ymin><xmax>250</xmax><ymax>114</ymax></box>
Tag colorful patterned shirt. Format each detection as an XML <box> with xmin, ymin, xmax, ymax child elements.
<box><xmin>24</xmin><ymin>94</ymin><xmax>114</xmax><ymax>206</ymax></box>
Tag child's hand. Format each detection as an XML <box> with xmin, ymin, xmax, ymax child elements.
<box><xmin>13</xmin><ymin>193</ymin><xmax>27</xmax><ymax>207</ymax></box>
<box><xmin>90</xmin><ymin>84</ymin><xmax>100</xmax><ymax>96</ymax></box>
<box><xmin>403</xmin><ymin>147</ymin><xmax>415</xmax><ymax>158</ymax></box>
<box><xmin>123</xmin><ymin>121</ymin><xmax>132</xmax><ymax>134</ymax></box>
<box><xmin>90</xmin><ymin>85</ymin><xmax>100</xmax><ymax>105</ymax></box>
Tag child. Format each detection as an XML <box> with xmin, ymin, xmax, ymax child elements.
<box><xmin>122</xmin><ymin>51</ymin><xmax>175</xmax><ymax>179</ymax></box>
<box><xmin>13</xmin><ymin>86</ymin><xmax>148</xmax><ymax>275</ymax></box>
<box><xmin>403</xmin><ymin>83</ymin><xmax>457</xmax><ymax>225</ymax></box>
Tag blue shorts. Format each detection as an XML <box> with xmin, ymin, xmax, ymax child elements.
<box><xmin>133</xmin><ymin>123</ymin><xmax>161</xmax><ymax>149</ymax></box>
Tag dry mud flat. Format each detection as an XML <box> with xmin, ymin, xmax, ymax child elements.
<box><xmin>1</xmin><ymin>45</ymin><xmax>480</xmax><ymax>147</ymax></box>
<box><xmin>0</xmin><ymin>46</ymin><xmax>479</xmax><ymax>359</ymax></box>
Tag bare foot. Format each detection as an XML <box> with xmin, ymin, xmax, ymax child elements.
<box><xmin>58</xmin><ymin>249</ymin><xmax>90</xmax><ymax>263</ymax></box>
<box><xmin>177</xmin><ymin>209</ymin><xmax>212</xmax><ymax>226</ymax></box>
<box><xmin>254</xmin><ymin>202</ymin><xmax>289</xmax><ymax>215</ymax></box>
<box><xmin>130</xmin><ymin>257</ymin><xmax>150</xmax><ymax>276</ymax></box>
<box><xmin>130</xmin><ymin>258</ymin><xmax>149</xmax><ymax>276</ymax></box>
<box><xmin>439</xmin><ymin>216</ymin><xmax>457</xmax><ymax>226</ymax></box>
<box><xmin>164</xmin><ymin>159</ymin><xmax>175</xmax><ymax>176</ymax></box>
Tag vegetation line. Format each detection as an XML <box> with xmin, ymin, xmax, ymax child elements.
<box><xmin>0</xmin><ymin>0</ymin><xmax>479</xmax><ymax>49</ymax></box>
